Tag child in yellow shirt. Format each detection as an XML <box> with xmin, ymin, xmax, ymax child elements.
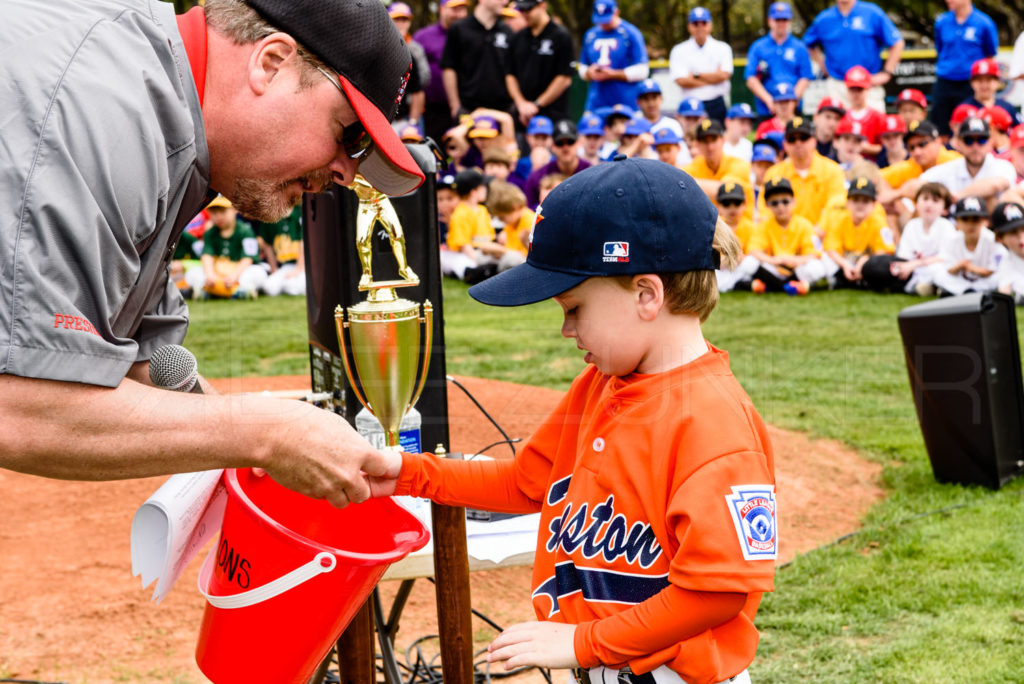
<box><xmin>819</xmin><ymin>177</ymin><xmax>895</xmax><ymax>288</ymax></box>
<box><xmin>485</xmin><ymin>180</ymin><xmax>534</xmax><ymax>257</ymax></box>
<box><xmin>746</xmin><ymin>178</ymin><xmax>826</xmax><ymax>294</ymax></box>
<box><xmin>441</xmin><ymin>170</ymin><xmax>522</xmax><ymax>283</ymax></box>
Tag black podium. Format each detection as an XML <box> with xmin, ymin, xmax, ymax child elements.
<box><xmin>898</xmin><ymin>293</ymin><xmax>1024</xmax><ymax>489</ymax></box>
<box><xmin>302</xmin><ymin>144</ymin><xmax>474</xmax><ymax>684</ymax></box>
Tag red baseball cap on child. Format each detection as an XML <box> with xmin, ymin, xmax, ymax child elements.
<box><xmin>881</xmin><ymin>114</ymin><xmax>907</xmax><ymax>136</ymax></box>
<box><xmin>844</xmin><ymin>65</ymin><xmax>872</xmax><ymax>89</ymax></box>
<box><xmin>979</xmin><ymin>105</ymin><xmax>1012</xmax><ymax>133</ymax></box>
<box><xmin>1010</xmin><ymin>125</ymin><xmax>1024</xmax><ymax>149</ymax></box>
<box><xmin>816</xmin><ymin>96</ymin><xmax>846</xmax><ymax>116</ymax></box>
<box><xmin>971</xmin><ymin>58</ymin><xmax>1001</xmax><ymax>79</ymax></box>
<box><xmin>951</xmin><ymin>103</ymin><xmax>979</xmax><ymax>129</ymax></box>
<box><xmin>836</xmin><ymin>116</ymin><xmax>865</xmax><ymax>139</ymax></box>
<box><xmin>896</xmin><ymin>89</ymin><xmax>927</xmax><ymax>110</ymax></box>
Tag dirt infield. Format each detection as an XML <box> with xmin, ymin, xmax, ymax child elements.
<box><xmin>0</xmin><ymin>375</ymin><xmax>883</xmax><ymax>684</ymax></box>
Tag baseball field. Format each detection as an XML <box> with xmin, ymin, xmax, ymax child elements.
<box><xmin>2</xmin><ymin>281</ymin><xmax>1022</xmax><ymax>683</ymax></box>
<box><xmin>185</xmin><ymin>280</ymin><xmax>1024</xmax><ymax>682</ymax></box>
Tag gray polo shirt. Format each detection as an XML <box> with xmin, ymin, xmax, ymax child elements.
<box><xmin>1</xmin><ymin>0</ymin><xmax>210</xmax><ymax>387</ymax></box>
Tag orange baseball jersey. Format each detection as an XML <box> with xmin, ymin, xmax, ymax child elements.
<box><xmin>447</xmin><ymin>201</ymin><xmax>495</xmax><ymax>252</ymax></box>
<box><xmin>822</xmin><ymin>204</ymin><xmax>895</xmax><ymax>257</ymax></box>
<box><xmin>747</xmin><ymin>214</ymin><xmax>819</xmax><ymax>257</ymax></box>
<box><xmin>395</xmin><ymin>347</ymin><xmax>776</xmax><ymax>683</ymax></box>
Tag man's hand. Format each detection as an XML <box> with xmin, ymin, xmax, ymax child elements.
<box><xmin>586</xmin><ymin>64</ymin><xmax>609</xmax><ymax>82</ymax></box>
<box><xmin>259</xmin><ymin>404</ymin><xmax>394</xmax><ymax>508</ymax></box>
<box><xmin>487</xmin><ymin>622</ymin><xmax>579</xmax><ymax>671</ymax></box>
<box><xmin>870</xmin><ymin>71</ymin><xmax>891</xmax><ymax>87</ymax></box>
<box><xmin>517</xmin><ymin>100</ymin><xmax>540</xmax><ymax>125</ymax></box>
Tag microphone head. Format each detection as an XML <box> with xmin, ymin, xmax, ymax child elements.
<box><xmin>149</xmin><ymin>344</ymin><xmax>199</xmax><ymax>392</ymax></box>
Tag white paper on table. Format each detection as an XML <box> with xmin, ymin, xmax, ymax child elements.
<box><xmin>465</xmin><ymin>513</ymin><xmax>540</xmax><ymax>564</ymax></box>
<box><xmin>130</xmin><ymin>469</ymin><xmax>228</xmax><ymax>603</ymax></box>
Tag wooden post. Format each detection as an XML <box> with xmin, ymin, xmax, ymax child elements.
<box><xmin>335</xmin><ymin>600</ymin><xmax>375</xmax><ymax>684</ymax></box>
<box><xmin>431</xmin><ymin>446</ymin><xmax>474</xmax><ymax>683</ymax></box>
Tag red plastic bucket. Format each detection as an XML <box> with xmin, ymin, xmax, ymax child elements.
<box><xmin>195</xmin><ymin>469</ymin><xmax>429</xmax><ymax>684</ymax></box>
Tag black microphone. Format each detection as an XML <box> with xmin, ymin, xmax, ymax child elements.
<box><xmin>149</xmin><ymin>344</ymin><xmax>203</xmax><ymax>394</ymax></box>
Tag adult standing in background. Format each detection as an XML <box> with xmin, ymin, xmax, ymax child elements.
<box><xmin>413</xmin><ymin>0</ymin><xmax>469</xmax><ymax>144</ymax></box>
<box><xmin>505</xmin><ymin>0</ymin><xmax>575</xmax><ymax>127</ymax></box>
<box><xmin>578</xmin><ymin>0</ymin><xmax>649</xmax><ymax>112</ymax></box>
<box><xmin>442</xmin><ymin>0</ymin><xmax>512</xmax><ymax>118</ymax></box>
<box><xmin>928</xmin><ymin>0</ymin><xmax>998</xmax><ymax>138</ymax></box>
<box><xmin>744</xmin><ymin>2</ymin><xmax>813</xmax><ymax>119</ymax></box>
<box><xmin>669</xmin><ymin>6</ymin><xmax>733</xmax><ymax>124</ymax></box>
<box><xmin>803</xmin><ymin>0</ymin><xmax>904</xmax><ymax>111</ymax></box>
<box><xmin>0</xmin><ymin>0</ymin><xmax>423</xmax><ymax>504</ymax></box>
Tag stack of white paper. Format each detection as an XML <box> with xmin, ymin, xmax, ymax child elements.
<box><xmin>130</xmin><ymin>470</ymin><xmax>228</xmax><ymax>603</ymax></box>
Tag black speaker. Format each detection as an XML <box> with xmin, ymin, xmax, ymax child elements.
<box><xmin>898</xmin><ymin>293</ymin><xmax>1024</xmax><ymax>489</ymax></box>
<box><xmin>302</xmin><ymin>144</ymin><xmax>450</xmax><ymax>454</ymax></box>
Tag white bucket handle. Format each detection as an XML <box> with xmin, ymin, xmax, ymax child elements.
<box><xmin>198</xmin><ymin>546</ymin><xmax>337</xmax><ymax>610</ymax></box>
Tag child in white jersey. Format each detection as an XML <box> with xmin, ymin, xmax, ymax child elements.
<box><xmin>933</xmin><ymin>196</ymin><xmax>1006</xmax><ymax>296</ymax></box>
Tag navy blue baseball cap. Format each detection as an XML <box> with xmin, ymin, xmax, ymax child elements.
<box><xmin>468</xmin><ymin>158</ymin><xmax>719</xmax><ymax>306</ymax></box>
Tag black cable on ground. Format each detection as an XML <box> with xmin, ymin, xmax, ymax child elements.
<box><xmin>447</xmin><ymin>375</ymin><xmax>518</xmax><ymax>457</ymax></box>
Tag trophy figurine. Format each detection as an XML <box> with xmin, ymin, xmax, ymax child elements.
<box><xmin>336</xmin><ymin>175</ymin><xmax>432</xmax><ymax>449</ymax></box>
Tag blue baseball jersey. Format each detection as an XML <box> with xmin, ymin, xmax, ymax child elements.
<box><xmin>934</xmin><ymin>9</ymin><xmax>998</xmax><ymax>81</ymax></box>
<box><xmin>803</xmin><ymin>1</ymin><xmax>901</xmax><ymax>78</ymax></box>
<box><xmin>743</xmin><ymin>34</ymin><xmax>814</xmax><ymax>116</ymax></box>
<box><xmin>579</xmin><ymin>20</ymin><xmax>648</xmax><ymax>111</ymax></box>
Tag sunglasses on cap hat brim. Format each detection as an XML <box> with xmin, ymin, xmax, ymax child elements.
<box><xmin>314</xmin><ymin>65</ymin><xmax>424</xmax><ymax>196</ymax></box>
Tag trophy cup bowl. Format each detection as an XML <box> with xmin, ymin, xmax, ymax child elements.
<box><xmin>335</xmin><ymin>291</ymin><xmax>433</xmax><ymax>448</ymax></box>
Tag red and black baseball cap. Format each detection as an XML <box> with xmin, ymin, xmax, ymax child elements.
<box><xmin>246</xmin><ymin>0</ymin><xmax>425</xmax><ymax>196</ymax></box>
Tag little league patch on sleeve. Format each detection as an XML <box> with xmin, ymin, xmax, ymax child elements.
<box><xmin>725</xmin><ymin>485</ymin><xmax>777</xmax><ymax>561</ymax></box>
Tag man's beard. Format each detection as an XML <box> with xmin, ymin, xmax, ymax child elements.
<box><xmin>229</xmin><ymin>169</ymin><xmax>334</xmax><ymax>222</ymax></box>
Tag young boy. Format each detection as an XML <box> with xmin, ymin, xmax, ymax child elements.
<box><xmin>715</xmin><ymin>182</ymin><xmax>759</xmax><ymax>292</ymax></box>
<box><xmin>724</xmin><ymin>103</ymin><xmax>755</xmax><ymax>161</ymax></box>
<box><xmin>991</xmin><ymin>201</ymin><xmax>1024</xmax><ymax>303</ymax></box>
<box><xmin>747</xmin><ymin>177</ymin><xmax>823</xmax><ymax>293</ymax></box>
<box><xmin>185</xmin><ymin>195</ymin><xmax>266</xmax><ymax>299</ymax></box>
<box><xmin>933</xmin><ymin>196</ymin><xmax>1006</xmax><ymax>296</ymax></box>
<box><xmin>653</xmin><ymin>127</ymin><xmax>684</xmax><ymax>167</ymax></box>
<box><xmin>442</xmin><ymin>169</ymin><xmax>521</xmax><ymax>283</ymax></box>
<box><xmin>373</xmin><ymin>159</ymin><xmax>776</xmax><ymax>684</ymax></box>
<box><xmin>885</xmin><ymin>182</ymin><xmax>956</xmax><ymax>295</ymax></box>
<box><xmin>819</xmin><ymin>177</ymin><xmax>895</xmax><ymax>289</ymax></box>
<box><xmin>843</xmin><ymin>66</ymin><xmax>885</xmax><ymax>158</ymax></box>
<box><xmin>485</xmin><ymin>180</ymin><xmax>534</xmax><ymax>257</ymax></box>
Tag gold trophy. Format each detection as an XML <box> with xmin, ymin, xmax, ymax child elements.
<box><xmin>335</xmin><ymin>176</ymin><xmax>432</xmax><ymax>449</ymax></box>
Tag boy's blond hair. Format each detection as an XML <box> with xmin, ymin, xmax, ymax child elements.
<box><xmin>486</xmin><ymin>180</ymin><xmax>527</xmax><ymax>217</ymax></box>
<box><xmin>539</xmin><ymin>173</ymin><xmax>567</xmax><ymax>194</ymax></box>
<box><xmin>614</xmin><ymin>218</ymin><xmax>741</xmax><ymax>322</ymax></box>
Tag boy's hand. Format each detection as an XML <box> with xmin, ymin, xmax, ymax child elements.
<box><xmin>487</xmin><ymin>621</ymin><xmax>579</xmax><ymax>670</ymax></box>
<box><xmin>366</xmin><ymin>447</ymin><xmax>403</xmax><ymax>498</ymax></box>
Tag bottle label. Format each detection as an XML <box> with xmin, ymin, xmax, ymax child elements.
<box><xmin>363</xmin><ymin>428</ymin><xmax>421</xmax><ymax>453</ymax></box>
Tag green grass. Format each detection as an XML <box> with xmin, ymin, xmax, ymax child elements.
<box><xmin>184</xmin><ymin>284</ymin><xmax>1024</xmax><ymax>683</ymax></box>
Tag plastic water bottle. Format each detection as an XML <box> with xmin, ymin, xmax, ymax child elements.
<box><xmin>355</xmin><ymin>407</ymin><xmax>431</xmax><ymax>537</ymax></box>
<box><xmin>355</xmin><ymin>406</ymin><xmax>422</xmax><ymax>453</ymax></box>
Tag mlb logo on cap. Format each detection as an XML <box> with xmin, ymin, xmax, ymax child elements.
<box><xmin>603</xmin><ymin>242</ymin><xmax>630</xmax><ymax>262</ymax></box>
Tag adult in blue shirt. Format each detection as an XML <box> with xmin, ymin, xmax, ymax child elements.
<box><xmin>578</xmin><ymin>0</ymin><xmax>649</xmax><ymax>111</ymax></box>
<box><xmin>929</xmin><ymin>0</ymin><xmax>998</xmax><ymax>137</ymax></box>
<box><xmin>744</xmin><ymin>2</ymin><xmax>813</xmax><ymax>118</ymax></box>
<box><xmin>803</xmin><ymin>0</ymin><xmax>903</xmax><ymax>111</ymax></box>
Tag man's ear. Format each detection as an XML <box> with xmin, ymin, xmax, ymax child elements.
<box><xmin>247</xmin><ymin>33</ymin><xmax>300</xmax><ymax>96</ymax></box>
<box><xmin>633</xmin><ymin>274</ymin><xmax>664</xmax><ymax>321</ymax></box>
